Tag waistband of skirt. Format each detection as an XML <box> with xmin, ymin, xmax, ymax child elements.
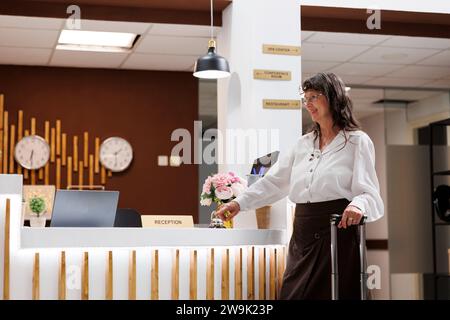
<box><xmin>295</xmin><ymin>198</ymin><xmax>350</xmax><ymax>217</ymax></box>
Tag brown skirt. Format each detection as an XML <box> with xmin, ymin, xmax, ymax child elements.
<box><xmin>279</xmin><ymin>198</ymin><xmax>361</xmax><ymax>300</ymax></box>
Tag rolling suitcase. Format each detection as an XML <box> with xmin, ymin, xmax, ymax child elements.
<box><xmin>330</xmin><ymin>214</ymin><xmax>368</xmax><ymax>300</ymax></box>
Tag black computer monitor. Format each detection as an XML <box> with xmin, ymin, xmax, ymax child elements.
<box><xmin>50</xmin><ymin>190</ymin><xmax>119</xmax><ymax>227</ymax></box>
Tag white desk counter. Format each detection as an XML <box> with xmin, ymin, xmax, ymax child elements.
<box><xmin>21</xmin><ymin>227</ymin><xmax>286</xmax><ymax>248</ymax></box>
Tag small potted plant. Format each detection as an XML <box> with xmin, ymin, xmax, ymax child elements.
<box><xmin>29</xmin><ymin>196</ymin><xmax>46</xmax><ymax>227</ymax></box>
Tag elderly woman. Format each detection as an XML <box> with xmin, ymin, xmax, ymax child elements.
<box><xmin>216</xmin><ymin>72</ymin><xmax>384</xmax><ymax>299</ymax></box>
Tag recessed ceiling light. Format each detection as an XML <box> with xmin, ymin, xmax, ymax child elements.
<box><xmin>56</xmin><ymin>30</ymin><xmax>139</xmax><ymax>53</ymax></box>
<box><xmin>381</xmin><ymin>53</ymin><xmax>408</xmax><ymax>61</ymax></box>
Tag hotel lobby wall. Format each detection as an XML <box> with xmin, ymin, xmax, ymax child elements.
<box><xmin>0</xmin><ymin>65</ymin><xmax>199</xmax><ymax>221</ymax></box>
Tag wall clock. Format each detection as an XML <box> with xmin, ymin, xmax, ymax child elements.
<box><xmin>99</xmin><ymin>137</ymin><xmax>133</xmax><ymax>172</ymax></box>
<box><xmin>14</xmin><ymin>135</ymin><xmax>50</xmax><ymax>170</ymax></box>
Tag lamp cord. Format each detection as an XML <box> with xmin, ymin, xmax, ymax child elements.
<box><xmin>210</xmin><ymin>0</ymin><xmax>213</xmax><ymax>40</ymax></box>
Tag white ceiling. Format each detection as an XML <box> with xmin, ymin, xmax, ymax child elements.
<box><xmin>0</xmin><ymin>15</ymin><xmax>221</xmax><ymax>72</ymax></box>
<box><xmin>301</xmin><ymin>31</ymin><xmax>450</xmax><ymax>90</ymax></box>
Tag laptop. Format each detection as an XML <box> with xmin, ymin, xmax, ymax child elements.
<box><xmin>50</xmin><ymin>190</ymin><xmax>119</xmax><ymax>227</ymax></box>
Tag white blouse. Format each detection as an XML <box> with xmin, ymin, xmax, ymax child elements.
<box><xmin>235</xmin><ymin>130</ymin><xmax>384</xmax><ymax>222</ymax></box>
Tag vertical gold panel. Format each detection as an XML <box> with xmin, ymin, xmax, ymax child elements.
<box><xmin>83</xmin><ymin>132</ymin><xmax>88</xmax><ymax>167</ymax></box>
<box><xmin>59</xmin><ymin>251</ymin><xmax>66</xmax><ymax>300</ymax></box>
<box><xmin>95</xmin><ymin>137</ymin><xmax>100</xmax><ymax>173</ymax></box>
<box><xmin>78</xmin><ymin>161</ymin><xmax>84</xmax><ymax>189</ymax></box>
<box><xmin>235</xmin><ymin>247</ymin><xmax>242</xmax><ymax>300</ymax></box>
<box><xmin>171</xmin><ymin>249</ymin><xmax>179</xmax><ymax>300</ymax></box>
<box><xmin>206</xmin><ymin>248</ymin><xmax>214</xmax><ymax>300</ymax></box>
<box><xmin>44</xmin><ymin>121</ymin><xmax>49</xmax><ymax>183</ymax></box>
<box><xmin>38</xmin><ymin>168</ymin><xmax>43</xmax><ymax>180</ymax></box>
<box><xmin>2</xmin><ymin>111</ymin><xmax>8</xmax><ymax>174</ymax></box>
<box><xmin>259</xmin><ymin>247</ymin><xmax>266</xmax><ymax>300</ymax></box>
<box><xmin>56</xmin><ymin>120</ymin><xmax>61</xmax><ymax>156</ymax></box>
<box><xmin>106</xmin><ymin>251</ymin><xmax>113</xmax><ymax>300</ymax></box>
<box><xmin>247</xmin><ymin>246</ymin><xmax>255</xmax><ymax>300</ymax></box>
<box><xmin>101</xmin><ymin>166</ymin><xmax>106</xmax><ymax>185</ymax></box>
<box><xmin>269</xmin><ymin>248</ymin><xmax>276</xmax><ymax>300</ymax></box>
<box><xmin>189</xmin><ymin>250</ymin><xmax>197</xmax><ymax>300</ymax></box>
<box><xmin>276</xmin><ymin>248</ymin><xmax>283</xmax><ymax>298</ymax></box>
<box><xmin>129</xmin><ymin>250</ymin><xmax>136</xmax><ymax>300</ymax></box>
<box><xmin>31</xmin><ymin>118</ymin><xmax>36</xmax><ymax>184</ymax></box>
<box><xmin>3</xmin><ymin>199</ymin><xmax>10</xmax><ymax>300</ymax></box>
<box><xmin>221</xmin><ymin>249</ymin><xmax>229</xmax><ymax>300</ymax></box>
<box><xmin>50</xmin><ymin>127</ymin><xmax>55</xmax><ymax>163</ymax></box>
<box><xmin>9</xmin><ymin>125</ymin><xmax>15</xmax><ymax>174</ymax></box>
<box><xmin>81</xmin><ymin>252</ymin><xmax>89</xmax><ymax>300</ymax></box>
<box><xmin>56</xmin><ymin>158</ymin><xmax>61</xmax><ymax>189</ymax></box>
<box><xmin>17</xmin><ymin>110</ymin><xmax>23</xmax><ymax>175</ymax></box>
<box><xmin>23</xmin><ymin>129</ymin><xmax>29</xmax><ymax>180</ymax></box>
<box><xmin>89</xmin><ymin>154</ymin><xmax>94</xmax><ymax>189</ymax></box>
<box><xmin>32</xmin><ymin>252</ymin><xmax>40</xmax><ymax>300</ymax></box>
<box><xmin>0</xmin><ymin>95</ymin><xmax>3</xmax><ymax>174</ymax></box>
<box><xmin>73</xmin><ymin>136</ymin><xmax>78</xmax><ymax>172</ymax></box>
<box><xmin>108</xmin><ymin>170</ymin><xmax>112</xmax><ymax>177</ymax></box>
<box><xmin>151</xmin><ymin>250</ymin><xmax>159</xmax><ymax>300</ymax></box>
<box><xmin>30</xmin><ymin>117</ymin><xmax>36</xmax><ymax>135</ymax></box>
<box><xmin>62</xmin><ymin>133</ymin><xmax>67</xmax><ymax>166</ymax></box>
<box><xmin>67</xmin><ymin>157</ymin><xmax>72</xmax><ymax>188</ymax></box>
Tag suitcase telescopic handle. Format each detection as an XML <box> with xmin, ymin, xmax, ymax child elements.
<box><xmin>330</xmin><ymin>214</ymin><xmax>368</xmax><ymax>300</ymax></box>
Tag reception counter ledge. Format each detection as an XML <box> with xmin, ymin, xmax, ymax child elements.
<box><xmin>1</xmin><ymin>175</ymin><xmax>287</xmax><ymax>300</ymax></box>
<box><xmin>21</xmin><ymin>228</ymin><xmax>286</xmax><ymax>248</ymax></box>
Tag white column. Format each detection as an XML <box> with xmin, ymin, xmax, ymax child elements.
<box><xmin>217</xmin><ymin>0</ymin><xmax>302</xmax><ymax>229</ymax></box>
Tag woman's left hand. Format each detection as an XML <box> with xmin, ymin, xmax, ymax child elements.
<box><xmin>338</xmin><ymin>205</ymin><xmax>363</xmax><ymax>229</ymax></box>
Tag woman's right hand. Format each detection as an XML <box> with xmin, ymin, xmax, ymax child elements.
<box><xmin>215</xmin><ymin>201</ymin><xmax>241</xmax><ymax>221</ymax></box>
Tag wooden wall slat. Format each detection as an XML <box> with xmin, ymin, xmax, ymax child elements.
<box><xmin>151</xmin><ymin>250</ymin><xmax>159</xmax><ymax>300</ymax></box>
<box><xmin>44</xmin><ymin>121</ymin><xmax>49</xmax><ymax>183</ymax></box>
<box><xmin>89</xmin><ymin>154</ymin><xmax>94</xmax><ymax>189</ymax></box>
<box><xmin>247</xmin><ymin>246</ymin><xmax>254</xmax><ymax>300</ymax></box>
<box><xmin>81</xmin><ymin>252</ymin><xmax>89</xmax><ymax>300</ymax></box>
<box><xmin>23</xmin><ymin>129</ymin><xmax>29</xmax><ymax>180</ymax></box>
<box><xmin>78</xmin><ymin>161</ymin><xmax>83</xmax><ymax>189</ymax></box>
<box><xmin>56</xmin><ymin>120</ymin><xmax>61</xmax><ymax>156</ymax></box>
<box><xmin>269</xmin><ymin>248</ymin><xmax>276</xmax><ymax>300</ymax></box>
<box><xmin>50</xmin><ymin>127</ymin><xmax>55</xmax><ymax>163</ymax></box>
<box><xmin>83</xmin><ymin>132</ymin><xmax>88</xmax><ymax>167</ymax></box>
<box><xmin>62</xmin><ymin>133</ymin><xmax>67</xmax><ymax>166</ymax></box>
<box><xmin>171</xmin><ymin>249</ymin><xmax>179</xmax><ymax>300</ymax></box>
<box><xmin>56</xmin><ymin>158</ymin><xmax>61</xmax><ymax>189</ymax></box>
<box><xmin>30</xmin><ymin>117</ymin><xmax>36</xmax><ymax>135</ymax></box>
<box><xmin>259</xmin><ymin>247</ymin><xmax>266</xmax><ymax>300</ymax></box>
<box><xmin>234</xmin><ymin>247</ymin><xmax>242</xmax><ymax>300</ymax></box>
<box><xmin>3</xmin><ymin>199</ymin><xmax>10</xmax><ymax>300</ymax></box>
<box><xmin>0</xmin><ymin>95</ymin><xmax>3</xmax><ymax>173</ymax></box>
<box><xmin>206</xmin><ymin>248</ymin><xmax>214</xmax><ymax>300</ymax></box>
<box><xmin>129</xmin><ymin>250</ymin><xmax>136</xmax><ymax>300</ymax></box>
<box><xmin>101</xmin><ymin>166</ymin><xmax>106</xmax><ymax>185</ymax></box>
<box><xmin>59</xmin><ymin>251</ymin><xmax>66</xmax><ymax>300</ymax></box>
<box><xmin>106</xmin><ymin>251</ymin><xmax>113</xmax><ymax>300</ymax></box>
<box><xmin>8</xmin><ymin>124</ymin><xmax>15</xmax><ymax>174</ymax></box>
<box><xmin>189</xmin><ymin>250</ymin><xmax>197</xmax><ymax>300</ymax></box>
<box><xmin>95</xmin><ymin>137</ymin><xmax>100</xmax><ymax>173</ymax></box>
<box><xmin>221</xmin><ymin>248</ymin><xmax>229</xmax><ymax>300</ymax></box>
<box><xmin>73</xmin><ymin>135</ymin><xmax>78</xmax><ymax>172</ymax></box>
<box><xmin>2</xmin><ymin>111</ymin><xmax>8</xmax><ymax>174</ymax></box>
<box><xmin>17</xmin><ymin>110</ymin><xmax>23</xmax><ymax>175</ymax></box>
<box><xmin>67</xmin><ymin>156</ymin><xmax>72</xmax><ymax>188</ymax></box>
<box><xmin>32</xmin><ymin>252</ymin><xmax>40</xmax><ymax>300</ymax></box>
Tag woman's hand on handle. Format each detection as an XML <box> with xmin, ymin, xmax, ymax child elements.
<box><xmin>338</xmin><ymin>205</ymin><xmax>363</xmax><ymax>229</ymax></box>
<box><xmin>216</xmin><ymin>201</ymin><xmax>241</xmax><ymax>221</ymax></box>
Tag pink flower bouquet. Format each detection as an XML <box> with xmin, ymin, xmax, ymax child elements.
<box><xmin>200</xmin><ymin>172</ymin><xmax>247</xmax><ymax>228</ymax></box>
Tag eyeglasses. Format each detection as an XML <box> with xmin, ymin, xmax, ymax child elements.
<box><xmin>301</xmin><ymin>93</ymin><xmax>324</xmax><ymax>106</ymax></box>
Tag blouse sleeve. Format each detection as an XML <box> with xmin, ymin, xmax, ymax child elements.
<box><xmin>349</xmin><ymin>134</ymin><xmax>384</xmax><ymax>222</ymax></box>
<box><xmin>234</xmin><ymin>144</ymin><xmax>296</xmax><ymax>211</ymax></box>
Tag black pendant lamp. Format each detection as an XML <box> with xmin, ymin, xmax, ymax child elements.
<box><xmin>193</xmin><ymin>0</ymin><xmax>230</xmax><ymax>79</ymax></box>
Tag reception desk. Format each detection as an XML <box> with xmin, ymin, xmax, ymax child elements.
<box><xmin>1</xmin><ymin>175</ymin><xmax>287</xmax><ymax>300</ymax></box>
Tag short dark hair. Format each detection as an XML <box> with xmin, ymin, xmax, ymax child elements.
<box><xmin>302</xmin><ymin>72</ymin><xmax>360</xmax><ymax>139</ymax></box>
